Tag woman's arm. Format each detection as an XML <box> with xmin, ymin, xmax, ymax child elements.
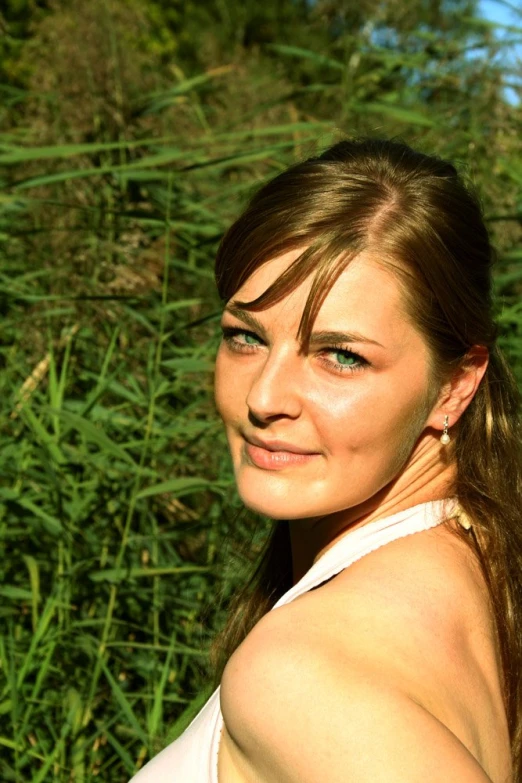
<box><xmin>224</xmin><ymin>634</ymin><xmax>493</xmax><ymax>783</ymax></box>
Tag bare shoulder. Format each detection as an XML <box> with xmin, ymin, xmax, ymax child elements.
<box><xmin>220</xmin><ymin>523</ymin><xmax>511</xmax><ymax>782</ymax></box>
<box><xmin>265</xmin><ymin>522</ymin><xmax>499</xmax><ymax>685</ymax></box>
<box><xmin>222</xmin><ymin>648</ymin><xmax>494</xmax><ymax>782</ymax></box>
<box><xmin>300</xmin><ymin>521</ymin><xmax>500</xmax><ymax>675</ymax></box>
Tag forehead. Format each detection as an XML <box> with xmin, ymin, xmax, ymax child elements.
<box><xmin>231</xmin><ymin>249</ymin><xmax>413</xmax><ymax>343</ymax></box>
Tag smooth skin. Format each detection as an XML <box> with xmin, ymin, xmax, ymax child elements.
<box><xmin>214</xmin><ymin>249</ymin><xmax>512</xmax><ymax>782</ymax></box>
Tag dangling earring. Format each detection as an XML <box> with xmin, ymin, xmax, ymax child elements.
<box><xmin>440</xmin><ymin>415</ymin><xmax>450</xmax><ymax>445</ymax></box>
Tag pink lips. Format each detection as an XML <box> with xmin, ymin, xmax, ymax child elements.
<box><xmin>243</xmin><ymin>434</ymin><xmax>319</xmax><ymax>470</ymax></box>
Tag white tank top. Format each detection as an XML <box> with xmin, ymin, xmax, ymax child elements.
<box><xmin>129</xmin><ymin>498</ymin><xmax>459</xmax><ymax>783</ymax></box>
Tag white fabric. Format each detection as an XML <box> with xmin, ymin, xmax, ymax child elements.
<box><xmin>129</xmin><ymin>498</ymin><xmax>458</xmax><ymax>783</ymax></box>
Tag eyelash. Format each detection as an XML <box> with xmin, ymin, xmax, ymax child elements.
<box><xmin>220</xmin><ymin>326</ymin><xmax>369</xmax><ymax>374</ymax></box>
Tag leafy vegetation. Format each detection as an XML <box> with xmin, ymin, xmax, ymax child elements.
<box><xmin>0</xmin><ymin>0</ymin><xmax>521</xmax><ymax>779</ymax></box>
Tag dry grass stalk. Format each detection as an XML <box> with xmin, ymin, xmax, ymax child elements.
<box><xmin>10</xmin><ymin>324</ymin><xmax>80</xmax><ymax>419</ymax></box>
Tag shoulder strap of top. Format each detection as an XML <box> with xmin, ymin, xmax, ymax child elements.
<box><xmin>272</xmin><ymin>498</ymin><xmax>459</xmax><ymax>611</ymax></box>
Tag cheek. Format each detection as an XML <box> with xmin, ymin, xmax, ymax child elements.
<box><xmin>310</xmin><ymin>391</ymin><xmax>362</xmax><ymax>444</ymax></box>
<box><xmin>310</xmin><ymin>376</ymin><xmax>430</xmax><ymax>455</ymax></box>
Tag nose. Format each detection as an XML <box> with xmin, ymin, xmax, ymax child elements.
<box><xmin>245</xmin><ymin>349</ymin><xmax>303</xmax><ymax>423</ymax></box>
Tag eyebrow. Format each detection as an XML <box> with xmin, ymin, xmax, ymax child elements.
<box><xmin>223</xmin><ymin>306</ymin><xmax>385</xmax><ymax>348</ymax></box>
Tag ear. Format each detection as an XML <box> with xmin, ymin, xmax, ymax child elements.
<box><xmin>426</xmin><ymin>346</ymin><xmax>489</xmax><ymax>433</ymax></box>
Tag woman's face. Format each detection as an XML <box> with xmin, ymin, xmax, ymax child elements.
<box><xmin>214</xmin><ymin>249</ymin><xmax>442</xmax><ymax>520</ymax></box>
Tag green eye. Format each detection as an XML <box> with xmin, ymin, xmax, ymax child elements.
<box><xmin>221</xmin><ymin>326</ymin><xmax>264</xmax><ymax>353</ymax></box>
<box><xmin>321</xmin><ymin>347</ymin><xmax>368</xmax><ymax>374</ymax></box>
<box><xmin>335</xmin><ymin>352</ymin><xmax>357</xmax><ymax>366</ymax></box>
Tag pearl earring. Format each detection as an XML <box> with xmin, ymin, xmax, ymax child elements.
<box><xmin>440</xmin><ymin>415</ymin><xmax>450</xmax><ymax>445</ymax></box>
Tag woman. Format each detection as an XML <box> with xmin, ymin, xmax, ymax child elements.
<box><xmin>131</xmin><ymin>138</ymin><xmax>522</xmax><ymax>782</ymax></box>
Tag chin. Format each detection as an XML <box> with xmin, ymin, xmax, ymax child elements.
<box><xmin>238</xmin><ymin>491</ymin><xmax>295</xmax><ymax>519</ymax></box>
<box><xmin>236</xmin><ymin>481</ymin><xmax>331</xmax><ymax>520</ymax></box>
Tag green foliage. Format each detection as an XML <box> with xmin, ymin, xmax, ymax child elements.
<box><xmin>0</xmin><ymin>1</ymin><xmax>51</xmax><ymax>85</ymax></box>
<box><xmin>0</xmin><ymin>0</ymin><xmax>521</xmax><ymax>780</ymax></box>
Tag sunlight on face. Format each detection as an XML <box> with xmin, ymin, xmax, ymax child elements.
<box><xmin>214</xmin><ymin>249</ymin><xmax>439</xmax><ymax>520</ymax></box>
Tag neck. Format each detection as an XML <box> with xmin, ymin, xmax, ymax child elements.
<box><xmin>288</xmin><ymin>439</ymin><xmax>456</xmax><ymax>585</ymax></box>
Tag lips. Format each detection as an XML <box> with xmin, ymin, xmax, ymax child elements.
<box><xmin>245</xmin><ymin>442</ymin><xmax>318</xmax><ymax>470</ymax></box>
<box><xmin>242</xmin><ymin>433</ymin><xmax>320</xmax><ymax>470</ymax></box>
<box><xmin>243</xmin><ymin>433</ymin><xmax>318</xmax><ymax>455</ymax></box>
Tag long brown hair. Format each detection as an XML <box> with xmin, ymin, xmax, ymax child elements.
<box><xmin>209</xmin><ymin>138</ymin><xmax>522</xmax><ymax>774</ymax></box>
